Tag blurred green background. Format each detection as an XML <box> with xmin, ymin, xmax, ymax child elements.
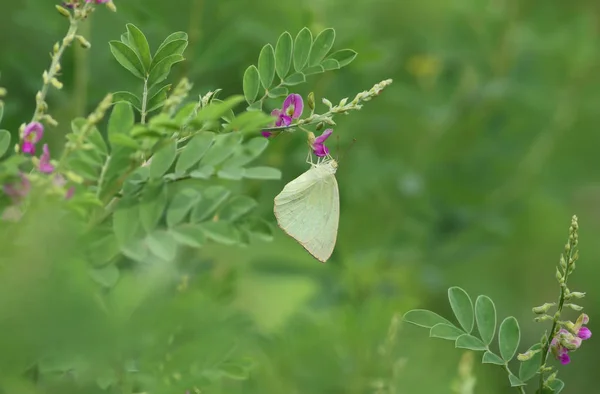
<box><xmin>1</xmin><ymin>0</ymin><xmax>599</xmax><ymax>392</ymax></box>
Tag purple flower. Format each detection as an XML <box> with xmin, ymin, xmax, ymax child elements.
<box><xmin>39</xmin><ymin>144</ymin><xmax>55</xmax><ymax>174</ymax></box>
<box><xmin>3</xmin><ymin>173</ymin><xmax>31</xmax><ymax>203</ymax></box>
<box><xmin>261</xmin><ymin>93</ymin><xmax>304</xmax><ymax>138</ymax></box>
<box><xmin>578</xmin><ymin>326</ymin><xmax>592</xmax><ymax>340</ymax></box>
<box><xmin>22</xmin><ymin>122</ymin><xmax>44</xmax><ymax>155</ymax></box>
<box><xmin>311</xmin><ymin>128</ymin><xmax>333</xmax><ymax>157</ymax></box>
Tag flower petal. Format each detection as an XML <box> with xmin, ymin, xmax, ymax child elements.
<box><xmin>314</xmin><ymin>128</ymin><xmax>333</xmax><ymax>144</ymax></box>
<box><xmin>578</xmin><ymin>327</ymin><xmax>592</xmax><ymax>340</ymax></box>
<box><xmin>22</xmin><ymin>141</ymin><xmax>36</xmax><ymax>155</ymax></box>
<box><xmin>23</xmin><ymin>121</ymin><xmax>44</xmax><ymax>143</ymax></box>
<box><xmin>282</xmin><ymin>94</ymin><xmax>304</xmax><ymax>119</ymax></box>
<box><xmin>261</xmin><ymin>131</ymin><xmax>272</xmax><ymax>138</ymax></box>
<box><xmin>559</xmin><ymin>351</ymin><xmax>571</xmax><ymax>365</ymax></box>
<box><xmin>313</xmin><ymin>143</ymin><xmax>329</xmax><ymax>157</ymax></box>
<box><xmin>276</xmin><ymin>114</ymin><xmax>292</xmax><ymax>127</ymax></box>
<box><xmin>39</xmin><ymin>144</ymin><xmax>55</xmax><ymax>174</ymax></box>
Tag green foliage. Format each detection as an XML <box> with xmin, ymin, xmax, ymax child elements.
<box><xmin>0</xmin><ymin>129</ymin><xmax>10</xmax><ymax>158</ymax></box>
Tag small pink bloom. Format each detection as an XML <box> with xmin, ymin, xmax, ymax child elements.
<box><xmin>39</xmin><ymin>144</ymin><xmax>55</xmax><ymax>174</ymax></box>
<box><xmin>261</xmin><ymin>94</ymin><xmax>304</xmax><ymax>138</ymax></box>
<box><xmin>578</xmin><ymin>326</ymin><xmax>592</xmax><ymax>340</ymax></box>
<box><xmin>22</xmin><ymin>122</ymin><xmax>44</xmax><ymax>155</ymax></box>
<box><xmin>311</xmin><ymin>128</ymin><xmax>333</xmax><ymax>157</ymax></box>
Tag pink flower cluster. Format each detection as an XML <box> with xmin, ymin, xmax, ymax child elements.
<box><xmin>550</xmin><ymin>313</ymin><xmax>592</xmax><ymax>365</ymax></box>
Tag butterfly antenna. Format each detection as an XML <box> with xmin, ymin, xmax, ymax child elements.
<box><xmin>337</xmin><ymin>138</ymin><xmax>357</xmax><ymax>164</ymax></box>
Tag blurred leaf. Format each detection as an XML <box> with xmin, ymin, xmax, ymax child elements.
<box><xmin>113</xmin><ymin>91</ymin><xmax>142</xmax><ymax>111</ymax></box>
<box><xmin>519</xmin><ymin>343</ymin><xmax>542</xmax><ymax>382</ymax></box>
<box><xmin>482</xmin><ymin>351</ymin><xmax>505</xmax><ymax>365</ymax></box>
<box><xmin>509</xmin><ymin>374</ymin><xmax>526</xmax><ymax>387</ymax></box>
<box><xmin>120</xmin><ymin>32</ymin><xmax>130</xmax><ymax>45</ymax></box>
<box><xmin>275</xmin><ymin>31</ymin><xmax>293</xmax><ymax>79</ymax></box>
<box><xmin>190</xmin><ymin>165</ymin><xmax>214</xmax><ymax>179</ymax></box>
<box><xmin>219</xmin><ymin>363</ymin><xmax>250</xmax><ymax>380</ymax></box>
<box><xmin>283</xmin><ymin>72</ymin><xmax>305</xmax><ymax>86</ymax></box>
<box><xmin>191</xmin><ymin>185</ymin><xmax>230</xmax><ymax>222</ymax></box>
<box><xmin>499</xmin><ymin>317</ymin><xmax>520</xmax><ymax>361</ymax></box>
<box><xmin>108</xmin><ymin>102</ymin><xmax>134</xmax><ymax>138</ymax></box>
<box><xmin>139</xmin><ymin>183</ymin><xmax>168</xmax><ymax>232</ymax></box>
<box><xmin>218</xmin><ymin>166</ymin><xmax>244</xmax><ymax>180</ymax></box>
<box><xmin>304</xmin><ymin>65</ymin><xmax>324</xmax><ymax>76</ymax></box>
<box><xmin>241</xmin><ymin>217</ymin><xmax>273</xmax><ymax>242</ymax></box>
<box><xmin>89</xmin><ymin>265</ymin><xmax>120</xmax><ymax>288</ymax></box>
<box><xmin>475</xmin><ymin>295</ymin><xmax>496</xmax><ymax>345</ymax></box>
<box><xmin>258</xmin><ymin>44</ymin><xmax>276</xmax><ymax>89</ymax></box>
<box><xmin>147</xmin><ymin>54</ymin><xmax>184</xmax><ymax>87</ymax></box>
<box><xmin>219</xmin><ymin>196</ymin><xmax>258</xmax><ymax>222</ymax></box>
<box><xmin>448</xmin><ymin>286</ymin><xmax>474</xmax><ymax>333</ymax></box>
<box><xmin>321</xmin><ymin>58</ymin><xmax>340</xmax><ymax>71</ymax></box>
<box><xmin>146</xmin><ymin>229</ymin><xmax>177</xmax><ymax>261</ymax></box>
<box><xmin>175</xmin><ymin>131</ymin><xmax>215</xmax><ymax>174</ymax></box>
<box><xmin>325</xmin><ymin>49</ymin><xmax>358</xmax><ymax>68</ymax></box>
<box><xmin>166</xmin><ymin>188</ymin><xmax>202</xmax><ymax>227</ymax></box>
<box><xmin>200</xmin><ymin>221</ymin><xmax>239</xmax><ymax>245</ymax></box>
<box><xmin>201</xmin><ymin>133</ymin><xmax>242</xmax><ymax>167</ymax></box>
<box><xmin>293</xmin><ymin>27</ymin><xmax>313</xmax><ymax>72</ymax></box>
<box><xmin>455</xmin><ymin>334</ymin><xmax>486</xmax><ymax>351</ymax></box>
<box><xmin>222</xmin><ymin>137</ymin><xmax>268</xmax><ymax>168</ymax></box>
<box><xmin>223</xmin><ymin>110</ymin><xmax>274</xmax><ymax>134</ymax></box>
<box><xmin>146</xmin><ymin>84</ymin><xmax>171</xmax><ymax>112</ymax></box>
<box><xmin>151</xmin><ymin>39</ymin><xmax>188</xmax><ymax>71</ymax></box>
<box><xmin>109</xmin><ymin>40</ymin><xmax>144</xmax><ymax>79</ymax></box>
<box><xmin>429</xmin><ymin>323</ymin><xmax>464</xmax><ymax>340</ymax></box>
<box><xmin>547</xmin><ymin>379</ymin><xmax>565</xmax><ymax>393</ymax></box>
<box><xmin>169</xmin><ymin>223</ymin><xmax>206</xmax><ymax>248</ymax></box>
<box><xmin>113</xmin><ymin>201</ymin><xmax>141</xmax><ymax>247</ymax></box>
<box><xmin>150</xmin><ymin>139</ymin><xmax>177</xmax><ymax>179</ymax></box>
<box><xmin>194</xmin><ymin>95</ymin><xmax>245</xmax><ymax>124</ymax></box>
<box><xmin>109</xmin><ymin>133</ymin><xmax>139</xmax><ymax>149</ymax></box>
<box><xmin>403</xmin><ymin>309</ymin><xmax>453</xmax><ymax>328</ymax></box>
<box><xmin>243</xmin><ymin>166</ymin><xmax>281</xmax><ymax>180</ymax></box>
<box><xmin>309</xmin><ymin>28</ymin><xmax>336</xmax><ymax>66</ymax></box>
<box><xmin>0</xmin><ymin>102</ymin><xmax>4</xmax><ymax>124</ymax></box>
<box><xmin>267</xmin><ymin>86</ymin><xmax>288</xmax><ymax>98</ymax></box>
<box><xmin>0</xmin><ymin>130</ymin><xmax>10</xmax><ymax>158</ymax></box>
<box><xmin>126</xmin><ymin>23</ymin><xmax>152</xmax><ymax>72</ymax></box>
<box><xmin>243</xmin><ymin>65</ymin><xmax>260</xmax><ymax>104</ymax></box>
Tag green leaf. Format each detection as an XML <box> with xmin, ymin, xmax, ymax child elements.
<box><xmin>243</xmin><ymin>166</ymin><xmax>281</xmax><ymax>180</ymax></box>
<box><xmin>0</xmin><ymin>103</ymin><xmax>3</xmax><ymax>124</ymax></box>
<box><xmin>222</xmin><ymin>137</ymin><xmax>268</xmax><ymax>168</ymax></box>
<box><xmin>147</xmin><ymin>54</ymin><xmax>184</xmax><ymax>87</ymax></box>
<box><xmin>325</xmin><ymin>49</ymin><xmax>358</xmax><ymax>68</ymax></box>
<box><xmin>267</xmin><ymin>86</ymin><xmax>289</xmax><ymax>98</ymax></box>
<box><xmin>139</xmin><ymin>183</ymin><xmax>167</xmax><ymax>232</ymax></box>
<box><xmin>258</xmin><ymin>44</ymin><xmax>276</xmax><ymax>89</ymax></box>
<box><xmin>145</xmin><ymin>230</ymin><xmax>177</xmax><ymax>261</ymax></box>
<box><xmin>402</xmin><ymin>309</ymin><xmax>453</xmax><ymax>328</ymax></box>
<box><xmin>194</xmin><ymin>95</ymin><xmax>245</xmax><ymax>124</ymax></box>
<box><xmin>429</xmin><ymin>323</ymin><xmax>464</xmax><ymax>340</ymax></box>
<box><xmin>112</xmin><ymin>91</ymin><xmax>142</xmax><ymax>111</ymax></box>
<box><xmin>482</xmin><ymin>351</ymin><xmax>505</xmax><ymax>365</ymax></box>
<box><xmin>200</xmin><ymin>221</ymin><xmax>239</xmax><ymax>245</ymax></box>
<box><xmin>108</xmin><ymin>102</ymin><xmax>134</xmax><ymax>138</ymax></box>
<box><xmin>169</xmin><ymin>224</ymin><xmax>206</xmax><ymax>248</ymax></box>
<box><xmin>166</xmin><ymin>188</ymin><xmax>202</xmax><ymax>227</ymax></box>
<box><xmin>175</xmin><ymin>132</ymin><xmax>215</xmax><ymax>174</ymax></box>
<box><xmin>241</xmin><ymin>217</ymin><xmax>273</xmax><ymax>242</ymax></box>
<box><xmin>219</xmin><ymin>363</ymin><xmax>249</xmax><ymax>380</ymax></box>
<box><xmin>283</xmin><ymin>72</ymin><xmax>305</xmax><ymax>86</ymax></box>
<box><xmin>508</xmin><ymin>374</ymin><xmax>526</xmax><ymax>387</ymax></box>
<box><xmin>155</xmin><ymin>32</ymin><xmax>188</xmax><ymax>54</ymax></box>
<box><xmin>519</xmin><ymin>343</ymin><xmax>542</xmax><ymax>382</ymax></box>
<box><xmin>475</xmin><ymin>295</ymin><xmax>496</xmax><ymax>345</ymax></box>
<box><xmin>308</xmin><ymin>28</ymin><xmax>335</xmax><ymax>66</ymax></box>
<box><xmin>109</xmin><ymin>41</ymin><xmax>145</xmax><ymax>79</ymax></box>
<box><xmin>0</xmin><ymin>130</ymin><xmax>10</xmax><ymax>158</ymax></box>
<box><xmin>498</xmin><ymin>316</ymin><xmax>520</xmax><ymax>361</ymax></box>
<box><xmin>89</xmin><ymin>265</ymin><xmax>120</xmax><ymax>288</ymax></box>
<box><xmin>275</xmin><ymin>31</ymin><xmax>293</xmax><ymax>79</ymax></box>
<box><xmin>303</xmin><ymin>65</ymin><xmax>324</xmax><ymax>75</ymax></box>
<box><xmin>201</xmin><ymin>133</ymin><xmax>242</xmax><ymax>167</ymax></box>
<box><xmin>219</xmin><ymin>196</ymin><xmax>257</xmax><ymax>222</ymax></box>
<box><xmin>217</xmin><ymin>167</ymin><xmax>244</xmax><ymax>180</ymax></box>
<box><xmin>190</xmin><ymin>165</ymin><xmax>214</xmax><ymax>179</ymax></box>
<box><xmin>113</xmin><ymin>202</ymin><xmax>141</xmax><ymax>247</ymax></box>
<box><xmin>146</xmin><ymin>84</ymin><xmax>171</xmax><ymax>112</ymax></box>
<box><xmin>448</xmin><ymin>286</ymin><xmax>474</xmax><ymax>333</ymax></box>
<box><xmin>120</xmin><ymin>32</ymin><xmax>130</xmax><ymax>45</ymax></box>
<box><xmin>455</xmin><ymin>334</ymin><xmax>486</xmax><ymax>351</ymax></box>
<box><xmin>321</xmin><ymin>58</ymin><xmax>340</xmax><ymax>71</ymax></box>
<box><xmin>222</xmin><ymin>110</ymin><xmax>274</xmax><ymax>134</ymax></box>
<box><xmin>126</xmin><ymin>24</ymin><xmax>152</xmax><ymax>72</ymax></box>
<box><xmin>243</xmin><ymin>65</ymin><xmax>260</xmax><ymax>104</ymax></box>
<box><xmin>151</xmin><ymin>39</ymin><xmax>188</xmax><ymax>70</ymax></box>
<box><xmin>191</xmin><ymin>185</ymin><xmax>230</xmax><ymax>222</ymax></box>
<box><xmin>108</xmin><ymin>134</ymin><xmax>139</xmax><ymax>150</ymax></box>
<box><xmin>149</xmin><ymin>139</ymin><xmax>177</xmax><ymax>178</ymax></box>
<box><xmin>547</xmin><ymin>379</ymin><xmax>564</xmax><ymax>393</ymax></box>
<box><xmin>293</xmin><ymin>27</ymin><xmax>313</xmax><ymax>72</ymax></box>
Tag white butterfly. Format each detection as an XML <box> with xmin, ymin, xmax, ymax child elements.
<box><xmin>273</xmin><ymin>157</ymin><xmax>339</xmax><ymax>262</ymax></box>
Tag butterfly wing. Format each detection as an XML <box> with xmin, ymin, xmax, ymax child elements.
<box><xmin>274</xmin><ymin>165</ymin><xmax>339</xmax><ymax>262</ymax></box>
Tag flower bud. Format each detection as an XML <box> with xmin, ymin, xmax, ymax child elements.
<box><xmin>559</xmin><ymin>255</ymin><xmax>567</xmax><ymax>271</ymax></box>
<box><xmin>107</xmin><ymin>1</ymin><xmax>117</xmax><ymax>12</ymax></box>
<box><xmin>51</xmin><ymin>78</ymin><xmax>63</xmax><ymax>90</ymax></box>
<box><xmin>76</xmin><ymin>35</ymin><xmax>91</xmax><ymax>49</ymax></box>
<box><xmin>55</xmin><ymin>5</ymin><xmax>71</xmax><ymax>18</ymax></box>
<box><xmin>569</xmin><ymin>291</ymin><xmax>586</xmax><ymax>299</ymax></box>
<box><xmin>517</xmin><ymin>349</ymin><xmax>540</xmax><ymax>361</ymax></box>
<box><xmin>532</xmin><ymin>303</ymin><xmax>555</xmax><ymax>314</ymax></box>
<box><xmin>555</xmin><ymin>267</ymin><xmax>563</xmax><ymax>282</ymax></box>
<box><xmin>566</xmin><ymin>303</ymin><xmax>583</xmax><ymax>311</ymax></box>
<box><xmin>316</xmin><ymin>122</ymin><xmax>324</xmax><ymax>131</ymax></box>
<box><xmin>322</xmin><ymin>98</ymin><xmax>333</xmax><ymax>109</ymax></box>
<box><xmin>534</xmin><ymin>315</ymin><xmax>553</xmax><ymax>323</ymax></box>
<box><xmin>307</xmin><ymin>92</ymin><xmax>315</xmax><ymax>111</ymax></box>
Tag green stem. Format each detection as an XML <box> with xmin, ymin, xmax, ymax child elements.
<box><xmin>141</xmin><ymin>78</ymin><xmax>149</xmax><ymax>124</ymax></box>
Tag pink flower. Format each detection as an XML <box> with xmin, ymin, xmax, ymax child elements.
<box><xmin>578</xmin><ymin>326</ymin><xmax>592</xmax><ymax>340</ymax></box>
<box><xmin>311</xmin><ymin>128</ymin><xmax>333</xmax><ymax>157</ymax></box>
<box><xmin>22</xmin><ymin>122</ymin><xmax>44</xmax><ymax>155</ymax></box>
<box><xmin>262</xmin><ymin>93</ymin><xmax>304</xmax><ymax>138</ymax></box>
<box><xmin>39</xmin><ymin>144</ymin><xmax>55</xmax><ymax>174</ymax></box>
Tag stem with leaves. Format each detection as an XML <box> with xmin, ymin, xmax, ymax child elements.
<box><xmin>141</xmin><ymin>78</ymin><xmax>149</xmax><ymax>124</ymax></box>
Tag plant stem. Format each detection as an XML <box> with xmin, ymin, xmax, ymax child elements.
<box><xmin>141</xmin><ymin>78</ymin><xmax>149</xmax><ymax>124</ymax></box>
